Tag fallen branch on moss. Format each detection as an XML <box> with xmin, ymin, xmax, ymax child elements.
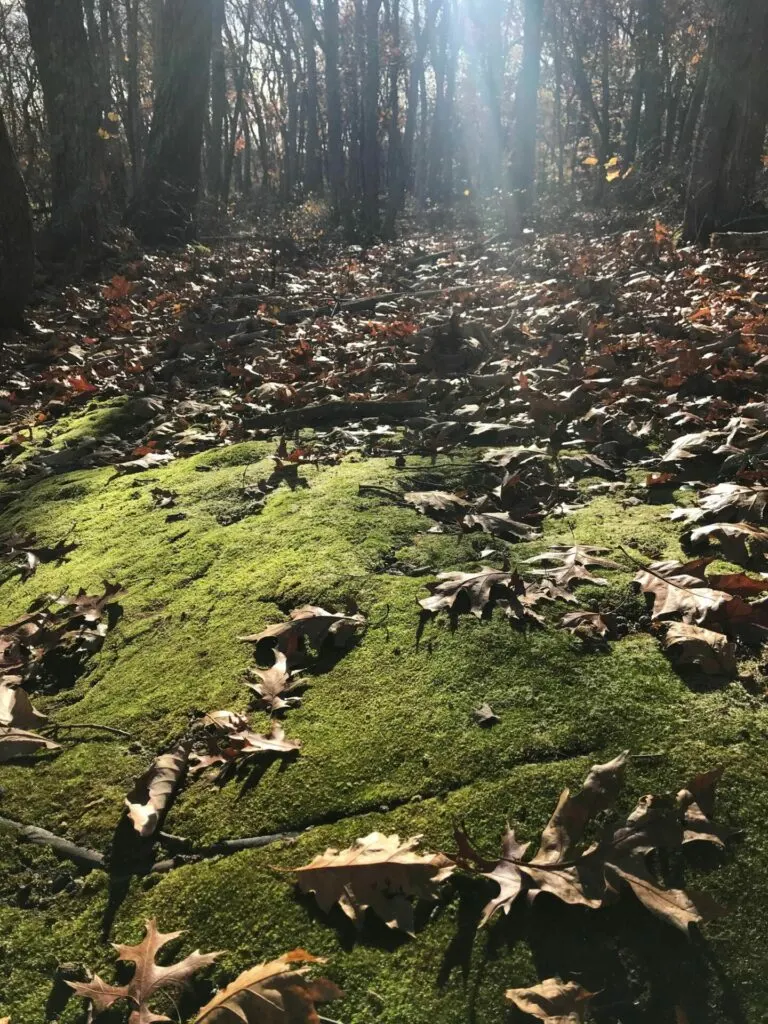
<box><xmin>0</xmin><ymin>815</ymin><xmax>106</xmax><ymax>871</ymax></box>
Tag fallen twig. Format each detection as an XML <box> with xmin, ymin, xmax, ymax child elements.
<box><xmin>45</xmin><ymin>723</ymin><xmax>132</xmax><ymax>739</ymax></box>
<box><xmin>0</xmin><ymin>815</ymin><xmax>106</xmax><ymax>871</ymax></box>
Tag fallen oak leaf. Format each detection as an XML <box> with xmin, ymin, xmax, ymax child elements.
<box><xmin>419</xmin><ymin>567</ymin><xmax>528</xmax><ymax>621</ymax></box>
<box><xmin>463</xmin><ymin>512</ymin><xmax>541</xmax><ymax>542</ymax></box>
<box><xmin>190</xmin><ymin>710</ymin><xmax>300</xmax><ymax>775</ymax></box>
<box><xmin>472</xmin><ymin>702</ymin><xmax>500</xmax><ymax>727</ymax></box>
<box><xmin>0</xmin><ymin>727</ymin><xmax>61</xmax><ymax>762</ymax></box>
<box><xmin>505</xmin><ymin>977</ymin><xmax>595</xmax><ymax>1023</ymax></box>
<box><xmin>243</xmin><ymin>651</ymin><xmax>304</xmax><ymax>712</ymax></box>
<box><xmin>676</xmin><ymin>768</ymin><xmax>731</xmax><ymax>848</ymax></box>
<box><xmin>671</xmin><ymin>482</ymin><xmax>768</xmax><ymax>525</ymax></box>
<box><xmin>124</xmin><ymin>743</ymin><xmax>190</xmax><ymax>838</ymax></box>
<box><xmin>404</xmin><ymin>490</ymin><xmax>470</xmax><ymax>520</ymax></box>
<box><xmin>116</xmin><ymin>451</ymin><xmax>175</xmax><ymax>474</ymax></box>
<box><xmin>69</xmin><ymin>918</ymin><xmax>222</xmax><ymax>1024</ymax></box>
<box><xmin>0</xmin><ymin>681</ymin><xmax>47</xmax><ymax>728</ymax></box>
<box><xmin>663</xmin><ymin>623</ymin><xmax>737</xmax><ymax>676</ymax></box>
<box><xmin>559</xmin><ymin>611</ymin><xmax>614</xmax><ymax>641</ymax></box>
<box><xmin>524</xmin><ymin>545</ymin><xmax>622</xmax><ymax>589</ymax></box>
<box><xmin>685</xmin><ymin>522</ymin><xmax>768</xmax><ymax>565</ymax></box>
<box><xmin>240</xmin><ymin>606</ymin><xmax>365</xmax><ymax>666</ymax></box>
<box><xmin>605</xmin><ymin>862</ymin><xmax>726</xmax><ymax>932</ymax></box>
<box><xmin>288</xmin><ymin>831</ymin><xmax>455</xmax><ymax>934</ymax></box>
<box><xmin>194</xmin><ymin>949</ymin><xmax>343</xmax><ymax>1023</ymax></box>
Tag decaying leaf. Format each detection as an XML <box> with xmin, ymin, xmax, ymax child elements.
<box><xmin>463</xmin><ymin>512</ymin><xmax>541</xmax><ymax>542</ymax></box>
<box><xmin>473</xmin><ymin>702</ymin><xmax>500</xmax><ymax>727</ymax></box>
<box><xmin>0</xmin><ymin>681</ymin><xmax>47</xmax><ymax>728</ymax></box>
<box><xmin>685</xmin><ymin>521</ymin><xmax>768</xmax><ymax>565</ymax></box>
<box><xmin>404</xmin><ymin>490</ymin><xmax>469</xmax><ymax>520</ymax></box>
<box><xmin>524</xmin><ymin>545</ymin><xmax>622</xmax><ymax>589</ymax></box>
<box><xmin>671</xmin><ymin>483</ymin><xmax>768</xmax><ymax>525</ymax></box>
<box><xmin>195</xmin><ymin>949</ymin><xmax>343</xmax><ymax>1023</ymax></box>
<box><xmin>419</xmin><ymin>567</ymin><xmax>540</xmax><ymax>627</ymax></box>
<box><xmin>69</xmin><ymin>918</ymin><xmax>221</xmax><ymax>1024</ymax></box>
<box><xmin>290</xmin><ymin>831</ymin><xmax>455</xmax><ymax>933</ymax></box>
<box><xmin>190</xmin><ymin>710</ymin><xmax>300</xmax><ymax>775</ymax></box>
<box><xmin>663</xmin><ymin>623</ymin><xmax>737</xmax><ymax>675</ymax></box>
<box><xmin>243</xmin><ymin>651</ymin><xmax>304</xmax><ymax>712</ymax></box>
<box><xmin>560</xmin><ymin>611</ymin><xmax>614</xmax><ymax>641</ymax></box>
<box><xmin>456</xmin><ymin>753</ymin><xmax>727</xmax><ymax>932</ymax></box>
<box><xmin>117</xmin><ymin>451</ymin><xmax>175</xmax><ymax>473</ymax></box>
<box><xmin>0</xmin><ymin>727</ymin><xmax>60</xmax><ymax>762</ymax></box>
<box><xmin>0</xmin><ymin>532</ymin><xmax>77</xmax><ymax>580</ymax></box>
<box><xmin>505</xmin><ymin>977</ymin><xmax>594</xmax><ymax>1023</ymax></box>
<box><xmin>240</xmin><ymin>606</ymin><xmax>365</xmax><ymax>665</ymax></box>
<box><xmin>124</xmin><ymin>743</ymin><xmax>190</xmax><ymax>838</ymax></box>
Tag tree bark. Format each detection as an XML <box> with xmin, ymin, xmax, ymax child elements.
<box><xmin>127</xmin><ymin>0</ymin><xmax>213</xmax><ymax>243</ymax></box>
<box><xmin>322</xmin><ymin>0</ymin><xmax>347</xmax><ymax>219</ymax></box>
<box><xmin>510</xmin><ymin>0</ymin><xmax>543</xmax><ymax>216</ymax></box>
<box><xmin>684</xmin><ymin>0</ymin><xmax>768</xmax><ymax>239</ymax></box>
<box><xmin>208</xmin><ymin>0</ymin><xmax>227</xmax><ymax>204</ymax></box>
<box><xmin>24</xmin><ymin>0</ymin><xmax>104</xmax><ymax>255</ymax></box>
<box><xmin>361</xmin><ymin>0</ymin><xmax>383</xmax><ymax>234</ymax></box>
<box><xmin>0</xmin><ymin>106</ymin><xmax>34</xmax><ymax>326</ymax></box>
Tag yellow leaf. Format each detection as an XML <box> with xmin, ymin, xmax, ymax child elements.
<box><xmin>97</xmin><ymin>127</ymin><xmax>111</xmax><ymax>139</ymax></box>
<box><xmin>606</xmin><ymin>169</ymin><xmax>621</xmax><ymax>182</ymax></box>
<box><xmin>463</xmin><ymin>189</ymin><xmax>471</xmax><ymax>196</ymax></box>
<box><xmin>582</xmin><ymin>156</ymin><xmax>599</xmax><ymax>167</ymax></box>
<box><xmin>107</xmin><ymin>111</ymin><xmax>121</xmax><ymax>123</ymax></box>
<box><xmin>605</xmin><ymin>155</ymin><xmax>619</xmax><ymax>168</ymax></box>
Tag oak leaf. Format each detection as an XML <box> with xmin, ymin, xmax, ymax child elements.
<box><xmin>69</xmin><ymin>919</ymin><xmax>221</xmax><ymax>1024</ymax></box>
<box><xmin>240</xmin><ymin>606</ymin><xmax>365</xmax><ymax>666</ymax></box>
<box><xmin>191</xmin><ymin>710</ymin><xmax>300</xmax><ymax>774</ymax></box>
<box><xmin>124</xmin><ymin>743</ymin><xmax>190</xmax><ymax>838</ymax></box>
<box><xmin>505</xmin><ymin>977</ymin><xmax>594</xmax><ymax>1023</ymax></box>
<box><xmin>685</xmin><ymin>521</ymin><xmax>768</xmax><ymax>565</ymax></box>
<box><xmin>463</xmin><ymin>512</ymin><xmax>541</xmax><ymax>542</ymax></box>
<box><xmin>404</xmin><ymin>490</ymin><xmax>469</xmax><ymax>520</ymax></box>
<box><xmin>0</xmin><ymin>727</ymin><xmax>60</xmax><ymax>762</ymax></box>
<box><xmin>244</xmin><ymin>651</ymin><xmax>304</xmax><ymax>712</ymax></box>
<box><xmin>671</xmin><ymin>483</ymin><xmax>768</xmax><ymax>525</ymax></box>
<box><xmin>0</xmin><ymin>681</ymin><xmax>47</xmax><ymax>728</ymax></box>
<box><xmin>524</xmin><ymin>545</ymin><xmax>622</xmax><ymax>589</ymax></box>
<box><xmin>290</xmin><ymin>831</ymin><xmax>455</xmax><ymax>934</ymax></box>
<box><xmin>419</xmin><ymin>567</ymin><xmax>535</xmax><ymax>625</ymax></box>
<box><xmin>663</xmin><ymin>623</ymin><xmax>737</xmax><ymax>675</ymax></box>
<box><xmin>194</xmin><ymin>949</ymin><xmax>343</xmax><ymax>1023</ymax></box>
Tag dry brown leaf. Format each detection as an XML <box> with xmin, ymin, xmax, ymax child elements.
<box><xmin>190</xmin><ymin>710</ymin><xmax>300</xmax><ymax>774</ymax></box>
<box><xmin>404</xmin><ymin>490</ymin><xmax>469</xmax><ymax>519</ymax></box>
<box><xmin>560</xmin><ymin>611</ymin><xmax>614</xmax><ymax>640</ymax></box>
<box><xmin>671</xmin><ymin>482</ymin><xmax>768</xmax><ymax>524</ymax></box>
<box><xmin>244</xmin><ymin>651</ymin><xmax>304</xmax><ymax>712</ymax></box>
<box><xmin>195</xmin><ymin>949</ymin><xmax>342</xmax><ymax>1023</ymax></box>
<box><xmin>0</xmin><ymin>681</ymin><xmax>47</xmax><ymax>728</ymax></box>
<box><xmin>663</xmin><ymin>623</ymin><xmax>737</xmax><ymax>675</ymax></box>
<box><xmin>633</xmin><ymin>560</ymin><xmax>761</xmax><ymax>634</ymax></box>
<box><xmin>0</xmin><ymin>727</ymin><xmax>60</xmax><ymax>762</ymax></box>
<box><xmin>124</xmin><ymin>743</ymin><xmax>189</xmax><ymax>838</ymax></box>
<box><xmin>505</xmin><ymin>977</ymin><xmax>594</xmax><ymax>1022</ymax></box>
<box><xmin>463</xmin><ymin>512</ymin><xmax>541</xmax><ymax>542</ymax></box>
<box><xmin>419</xmin><ymin>567</ymin><xmax>539</xmax><ymax>627</ymax></box>
<box><xmin>240</xmin><ymin>606</ymin><xmax>365</xmax><ymax>665</ymax></box>
<box><xmin>291</xmin><ymin>831</ymin><xmax>455</xmax><ymax>934</ymax></box>
<box><xmin>686</xmin><ymin>521</ymin><xmax>768</xmax><ymax>564</ymax></box>
<box><xmin>69</xmin><ymin>918</ymin><xmax>222</xmax><ymax>1024</ymax></box>
<box><xmin>525</xmin><ymin>545</ymin><xmax>622</xmax><ymax>589</ymax></box>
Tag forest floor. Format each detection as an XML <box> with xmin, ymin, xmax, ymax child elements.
<box><xmin>2</xmin><ymin>219</ymin><xmax>768</xmax><ymax>1024</ymax></box>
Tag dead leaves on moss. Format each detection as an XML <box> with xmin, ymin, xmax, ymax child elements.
<box><xmin>506</xmin><ymin>978</ymin><xmax>594</xmax><ymax>1022</ymax></box>
<box><xmin>455</xmin><ymin>753</ymin><xmax>728</xmax><ymax>933</ymax></box>
<box><xmin>240</xmin><ymin>605</ymin><xmax>365</xmax><ymax>667</ymax></box>
<box><xmin>124</xmin><ymin>743</ymin><xmax>190</xmax><ymax>838</ymax></box>
<box><xmin>194</xmin><ymin>949</ymin><xmax>342</xmax><ymax>1023</ymax></box>
<box><xmin>190</xmin><ymin>710</ymin><xmax>300</xmax><ymax>777</ymax></box>
<box><xmin>289</xmin><ymin>831</ymin><xmax>455</xmax><ymax>934</ymax></box>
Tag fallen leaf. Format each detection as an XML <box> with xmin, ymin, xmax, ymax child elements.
<box><xmin>195</xmin><ymin>949</ymin><xmax>343</xmax><ymax>1023</ymax></box>
<box><xmin>506</xmin><ymin>977</ymin><xmax>594</xmax><ymax>1022</ymax></box>
<box><xmin>685</xmin><ymin>521</ymin><xmax>768</xmax><ymax>564</ymax></box>
<box><xmin>463</xmin><ymin>512</ymin><xmax>541</xmax><ymax>542</ymax></box>
<box><xmin>117</xmin><ymin>451</ymin><xmax>175</xmax><ymax>473</ymax></box>
<box><xmin>0</xmin><ymin>682</ymin><xmax>47</xmax><ymax>728</ymax></box>
<box><xmin>524</xmin><ymin>545</ymin><xmax>622</xmax><ymax>589</ymax></box>
<box><xmin>0</xmin><ymin>727</ymin><xmax>60</xmax><ymax>762</ymax></box>
<box><xmin>191</xmin><ymin>710</ymin><xmax>300</xmax><ymax>774</ymax></box>
<box><xmin>69</xmin><ymin>918</ymin><xmax>221</xmax><ymax>1024</ymax></box>
<box><xmin>240</xmin><ymin>606</ymin><xmax>365</xmax><ymax>665</ymax></box>
<box><xmin>663</xmin><ymin>623</ymin><xmax>737</xmax><ymax>675</ymax></box>
<box><xmin>560</xmin><ymin>611</ymin><xmax>614</xmax><ymax>640</ymax></box>
<box><xmin>404</xmin><ymin>490</ymin><xmax>469</xmax><ymax>520</ymax></box>
<box><xmin>472</xmin><ymin>702</ymin><xmax>500</xmax><ymax>727</ymax></box>
<box><xmin>124</xmin><ymin>743</ymin><xmax>190</xmax><ymax>838</ymax></box>
<box><xmin>290</xmin><ymin>832</ymin><xmax>454</xmax><ymax>933</ymax></box>
<box><xmin>244</xmin><ymin>651</ymin><xmax>304</xmax><ymax>712</ymax></box>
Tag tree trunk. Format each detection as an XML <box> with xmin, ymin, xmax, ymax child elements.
<box><xmin>291</xmin><ymin>0</ymin><xmax>322</xmax><ymax>193</ymax></box>
<box><xmin>24</xmin><ymin>0</ymin><xmax>104</xmax><ymax>255</ymax></box>
<box><xmin>683</xmin><ymin>0</ymin><xmax>768</xmax><ymax>239</ymax></box>
<box><xmin>208</xmin><ymin>0</ymin><xmax>227</xmax><ymax>204</ymax></box>
<box><xmin>0</xmin><ymin>107</ymin><xmax>34</xmax><ymax>326</ymax></box>
<box><xmin>128</xmin><ymin>0</ymin><xmax>213</xmax><ymax>243</ymax></box>
<box><xmin>322</xmin><ymin>0</ymin><xmax>346</xmax><ymax>219</ymax></box>
<box><xmin>361</xmin><ymin>0</ymin><xmax>383</xmax><ymax>234</ymax></box>
<box><xmin>510</xmin><ymin>0</ymin><xmax>543</xmax><ymax>216</ymax></box>
<box><xmin>638</xmin><ymin>0</ymin><xmax>663</xmax><ymax>168</ymax></box>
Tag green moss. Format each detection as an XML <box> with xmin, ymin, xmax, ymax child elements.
<box><xmin>1</xmin><ymin>434</ymin><xmax>767</xmax><ymax>1022</ymax></box>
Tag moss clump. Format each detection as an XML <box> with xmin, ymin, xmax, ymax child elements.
<box><xmin>1</xmin><ymin>427</ymin><xmax>767</xmax><ymax>1023</ymax></box>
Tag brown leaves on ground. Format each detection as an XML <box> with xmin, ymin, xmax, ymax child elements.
<box><xmin>685</xmin><ymin>521</ymin><xmax>768</xmax><ymax>565</ymax></box>
<box><xmin>0</xmin><ymin>680</ymin><xmax>57</xmax><ymax>762</ymax></box>
<box><xmin>124</xmin><ymin>743</ymin><xmax>190</xmax><ymax>838</ymax></box>
<box><xmin>0</xmin><ymin>531</ymin><xmax>76</xmax><ymax>580</ymax></box>
<box><xmin>69</xmin><ymin>918</ymin><xmax>222</xmax><ymax>1024</ymax></box>
<box><xmin>560</xmin><ymin>611</ymin><xmax>615</xmax><ymax>642</ymax></box>
<box><xmin>194</xmin><ymin>949</ymin><xmax>343</xmax><ymax>1023</ymax></box>
<box><xmin>506</xmin><ymin>978</ymin><xmax>594</xmax><ymax>1022</ymax></box>
<box><xmin>455</xmin><ymin>753</ymin><xmax>728</xmax><ymax>932</ymax></box>
<box><xmin>663</xmin><ymin>623</ymin><xmax>737</xmax><ymax>676</ymax></box>
<box><xmin>190</xmin><ymin>710</ymin><xmax>300</xmax><ymax>776</ymax></box>
<box><xmin>419</xmin><ymin>567</ymin><xmax>543</xmax><ymax>628</ymax></box>
<box><xmin>290</xmin><ymin>831</ymin><xmax>455</xmax><ymax>934</ymax></box>
<box><xmin>240</xmin><ymin>605</ymin><xmax>365</xmax><ymax>666</ymax></box>
<box><xmin>404</xmin><ymin>489</ymin><xmax>469</xmax><ymax>520</ymax></box>
<box><xmin>243</xmin><ymin>651</ymin><xmax>304</xmax><ymax>712</ymax></box>
<box><xmin>524</xmin><ymin>545</ymin><xmax>623</xmax><ymax>589</ymax></box>
<box><xmin>671</xmin><ymin>483</ymin><xmax>768</xmax><ymax>526</ymax></box>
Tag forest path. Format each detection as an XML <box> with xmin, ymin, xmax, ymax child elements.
<box><xmin>2</xmin><ymin>223</ymin><xmax>768</xmax><ymax>1023</ymax></box>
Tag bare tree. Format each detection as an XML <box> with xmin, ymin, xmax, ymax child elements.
<box><xmin>0</xmin><ymin>104</ymin><xmax>33</xmax><ymax>325</ymax></box>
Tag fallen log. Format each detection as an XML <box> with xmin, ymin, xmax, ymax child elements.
<box><xmin>244</xmin><ymin>398</ymin><xmax>429</xmax><ymax>429</ymax></box>
<box><xmin>710</xmin><ymin>231</ymin><xmax>768</xmax><ymax>252</ymax></box>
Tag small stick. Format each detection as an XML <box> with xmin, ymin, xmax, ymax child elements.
<box><xmin>0</xmin><ymin>815</ymin><xmax>105</xmax><ymax>871</ymax></box>
<box><xmin>45</xmin><ymin>723</ymin><xmax>132</xmax><ymax>739</ymax></box>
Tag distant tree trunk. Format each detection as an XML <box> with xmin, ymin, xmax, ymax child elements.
<box><xmin>510</xmin><ymin>0</ymin><xmax>543</xmax><ymax>217</ymax></box>
<box><xmin>683</xmin><ymin>0</ymin><xmax>768</xmax><ymax>239</ymax></box>
<box><xmin>208</xmin><ymin>0</ymin><xmax>227</xmax><ymax>204</ymax></box>
<box><xmin>322</xmin><ymin>0</ymin><xmax>347</xmax><ymax>219</ymax></box>
<box><xmin>24</xmin><ymin>0</ymin><xmax>104</xmax><ymax>255</ymax></box>
<box><xmin>677</xmin><ymin>38</ymin><xmax>711</xmax><ymax>165</ymax></box>
<box><xmin>291</xmin><ymin>0</ymin><xmax>322</xmax><ymax>193</ymax></box>
<box><xmin>128</xmin><ymin>0</ymin><xmax>213</xmax><ymax>243</ymax></box>
<box><xmin>361</xmin><ymin>0</ymin><xmax>383</xmax><ymax>234</ymax></box>
<box><xmin>0</xmin><ymin>107</ymin><xmax>34</xmax><ymax>326</ymax></box>
<box><xmin>638</xmin><ymin>0</ymin><xmax>663</xmax><ymax>167</ymax></box>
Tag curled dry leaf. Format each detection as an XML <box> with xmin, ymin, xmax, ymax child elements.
<box><xmin>68</xmin><ymin>918</ymin><xmax>222</xmax><ymax>1024</ymax></box>
<box><xmin>243</xmin><ymin>651</ymin><xmax>304</xmax><ymax>712</ymax></box>
<box><xmin>419</xmin><ymin>567</ymin><xmax>534</xmax><ymax>625</ymax></box>
<box><xmin>463</xmin><ymin>512</ymin><xmax>541</xmax><ymax>542</ymax></box>
<box><xmin>456</xmin><ymin>753</ymin><xmax>727</xmax><ymax>932</ymax></box>
<box><xmin>524</xmin><ymin>545</ymin><xmax>622</xmax><ymax>589</ymax></box>
<box><xmin>671</xmin><ymin>483</ymin><xmax>768</xmax><ymax>525</ymax></box>
<box><xmin>0</xmin><ymin>681</ymin><xmax>47</xmax><ymax>728</ymax></box>
<box><xmin>117</xmin><ymin>451</ymin><xmax>175</xmax><ymax>473</ymax></box>
<box><xmin>240</xmin><ymin>605</ymin><xmax>365</xmax><ymax>666</ymax></box>
<box><xmin>0</xmin><ymin>532</ymin><xmax>77</xmax><ymax>580</ymax></box>
<box><xmin>404</xmin><ymin>490</ymin><xmax>469</xmax><ymax>520</ymax></box>
<box><xmin>686</xmin><ymin>521</ymin><xmax>768</xmax><ymax>565</ymax></box>
<box><xmin>290</xmin><ymin>831</ymin><xmax>455</xmax><ymax>934</ymax></box>
<box><xmin>124</xmin><ymin>742</ymin><xmax>190</xmax><ymax>838</ymax></box>
<box><xmin>190</xmin><ymin>710</ymin><xmax>300</xmax><ymax>774</ymax></box>
<box><xmin>0</xmin><ymin>727</ymin><xmax>60</xmax><ymax>763</ymax></box>
<box><xmin>560</xmin><ymin>611</ymin><xmax>614</xmax><ymax>641</ymax></box>
<box><xmin>663</xmin><ymin>623</ymin><xmax>737</xmax><ymax>676</ymax></box>
<box><xmin>194</xmin><ymin>949</ymin><xmax>343</xmax><ymax>1023</ymax></box>
<box><xmin>505</xmin><ymin>977</ymin><xmax>594</xmax><ymax>1023</ymax></box>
